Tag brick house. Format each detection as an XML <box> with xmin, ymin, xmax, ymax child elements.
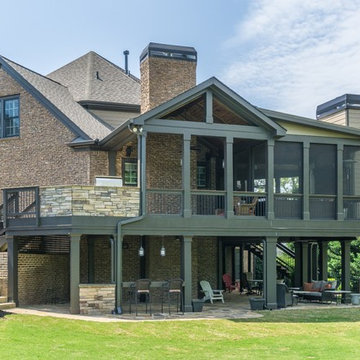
<box><xmin>1</xmin><ymin>42</ymin><xmax>360</xmax><ymax>314</ymax></box>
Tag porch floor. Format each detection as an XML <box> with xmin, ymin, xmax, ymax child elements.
<box><xmin>7</xmin><ymin>291</ymin><xmax>358</xmax><ymax>322</ymax></box>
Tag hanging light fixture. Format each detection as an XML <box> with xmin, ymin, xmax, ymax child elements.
<box><xmin>138</xmin><ymin>238</ymin><xmax>144</xmax><ymax>257</ymax></box>
<box><xmin>160</xmin><ymin>236</ymin><xmax>166</xmax><ymax>257</ymax></box>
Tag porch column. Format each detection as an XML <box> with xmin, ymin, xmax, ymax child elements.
<box><xmin>337</xmin><ymin>144</ymin><xmax>344</xmax><ymax>220</ymax></box>
<box><xmin>319</xmin><ymin>241</ymin><xmax>328</xmax><ymax>281</ymax></box>
<box><xmin>183</xmin><ymin>133</ymin><xmax>191</xmax><ymax>218</ymax></box>
<box><xmin>225</xmin><ymin>136</ymin><xmax>234</xmax><ymax>218</ymax></box>
<box><xmin>7</xmin><ymin>235</ymin><xmax>18</xmax><ymax>305</ymax></box>
<box><xmin>217</xmin><ymin>238</ymin><xmax>223</xmax><ymax>289</ymax></box>
<box><xmin>294</xmin><ymin>241</ymin><xmax>302</xmax><ymax>287</ymax></box>
<box><xmin>139</xmin><ymin>131</ymin><xmax>147</xmax><ymax>215</ymax></box>
<box><xmin>181</xmin><ymin>236</ymin><xmax>192</xmax><ymax>312</ymax></box>
<box><xmin>267</xmin><ymin>140</ymin><xmax>275</xmax><ymax>220</ymax></box>
<box><xmin>341</xmin><ymin>240</ymin><xmax>351</xmax><ymax>291</ymax></box>
<box><xmin>303</xmin><ymin>141</ymin><xmax>310</xmax><ymax>220</ymax></box>
<box><xmin>264</xmin><ymin>237</ymin><xmax>277</xmax><ymax>309</ymax></box>
<box><xmin>310</xmin><ymin>243</ymin><xmax>318</xmax><ymax>281</ymax></box>
<box><xmin>301</xmin><ymin>242</ymin><xmax>309</xmax><ymax>283</ymax></box>
<box><xmin>115</xmin><ymin>234</ymin><xmax>123</xmax><ymax>309</ymax></box>
<box><xmin>70</xmin><ymin>234</ymin><xmax>81</xmax><ymax>314</ymax></box>
<box><xmin>88</xmin><ymin>237</ymin><xmax>95</xmax><ymax>283</ymax></box>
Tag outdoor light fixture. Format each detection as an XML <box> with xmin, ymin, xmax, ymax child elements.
<box><xmin>128</xmin><ymin>123</ymin><xmax>143</xmax><ymax>134</ymax></box>
<box><xmin>160</xmin><ymin>236</ymin><xmax>166</xmax><ymax>257</ymax></box>
<box><xmin>139</xmin><ymin>238</ymin><xmax>144</xmax><ymax>257</ymax></box>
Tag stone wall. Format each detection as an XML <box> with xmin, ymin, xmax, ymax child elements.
<box><xmin>0</xmin><ymin>69</ymin><xmax>92</xmax><ymax>203</ymax></box>
<box><xmin>79</xmin><ymin>284</ymin><xmax>115</xmax><ymax>315</ymax></box>
<box><xmin>18</xmin><ymin>253</ymin><xmax>70</xmax><ymax>305</ymax></box>
<box><xmin>0</xmin><ymin>252</ymin><xmax>7</xmax><ymax>297</ymax></box>
<box><xmin>40</xmin><ymin>186</ymin><xmax>139</xmax><ymax>217</ymax></box>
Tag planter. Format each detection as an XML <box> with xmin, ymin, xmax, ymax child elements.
<box><xmin>192</xmin><ymin>299</ymin><xmax>205</xmax><ymax>312</ymax></box>
<box><xmin>249</xmin><ymin>297</ymin><xmax>265</xmax><ymax>310</ymax></box>
<box><xmin>351</xmin><ymin>293</ymin><xmax>360</xmax><ymax>305</ymax></box>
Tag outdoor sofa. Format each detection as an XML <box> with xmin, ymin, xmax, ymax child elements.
<box><xmin>300</xmin><ymin>280</ymin><xmax>337</xmax><ymax>303</ymax></box>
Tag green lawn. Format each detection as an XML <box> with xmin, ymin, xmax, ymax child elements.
<box><xmin>1</xmin><ymin>308</ymin><xmax>360</xmax><ymax>359</ymax></box>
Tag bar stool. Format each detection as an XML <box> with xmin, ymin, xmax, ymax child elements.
<box><xmin>161</xmin><ymin>278</ymin><xmax>184</xmax><ymax>315</ymax></box>
<box><xmin>129</xmin><ymin>279</ymin><xmax>152</xmax><ymax>316</ymax></box>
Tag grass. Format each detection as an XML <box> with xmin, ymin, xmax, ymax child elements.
<box><xmin>1</xmin><ymin>308</ymin><xmax>360</xmax><ymax>359</ymax></box>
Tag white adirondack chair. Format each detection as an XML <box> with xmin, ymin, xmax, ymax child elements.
<box><xmin>200</xmin><ymin>280</ymin><xmax>224</xmax><ymax>304</ymax></box>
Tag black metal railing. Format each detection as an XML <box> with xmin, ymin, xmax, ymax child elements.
<box><xmin>191</xmin><ymin>190</ymin><xmax>225</xmax><ymax>215</ymax></box>
<box><xmin>309</xmin><ymin>195</ymin><xmax>336</xmax><ymax>219</ymax></box>
<box><xmin>233</xmin><ymin>192</ymin><xmax>266</xmax><ymax>216</ymax></box>
<box><xmin>344</xmin><ymin>196</ymin><xmax>360</xmax><ymax>220</ymax></box>
<box><xmin>146</xmin><ymin>189</ymin><xmax>183</xmax><ymax>215</ymax></box>
<box><xmin>3</xmin><ymin>187</ymin><xmax>39</xmax><ymax>227</ymax></box>
<box><xmin>274</xmin><ymin>194</ymin><xmax>302</xmax><ymax>219</ymax></box>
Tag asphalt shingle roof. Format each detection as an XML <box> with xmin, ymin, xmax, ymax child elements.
<box><xmin>47</xmin><ymin>51</ymin><xmax>140</xmax><ymax>105</ymax></box>
<box><xmin>1</xmin><ymin>57</ymin><xmax>112</xmax><ymax>140</ymax></box>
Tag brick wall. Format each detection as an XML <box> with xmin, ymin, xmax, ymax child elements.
<box><xmin>0</xmin><ymin>69</ymin><xmax>93</xmax><ymax>203</ymax></box>
<box><xmin>79</xmin><ymin>284</ymin><xmax>115</xmax><ymax>315</ymax></box>
<box><xmin>0</xmin><ymin>252</ymin><xmax>7</xmax><ymax>297</ymax></box>
<box><xmin>89</xmin><ymin>151</ymin><xmax>109</xmax><ymax>184</ymax></box>
<box><xmin>18</xmin><ymin>253</ymin><xmax>70</xmax><ymax>305</ymax></box>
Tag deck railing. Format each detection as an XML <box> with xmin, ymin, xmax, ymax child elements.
<box><xmin>309</xmin><ymin>195</ymin><xmax>336</xmax><ymax>219</ymax></box>
<box><xmin>344</xmin><ymin>196</ymin><xmax>360</xmax><ymax>220</ymax></box>
<box><xmin>233</xmin><ymin>192</ymin><xmax>266</xmax><ymax>217</ymax></box>
<box><xmin>191</xmin><ymin>190</ymin><xmax>225</xmax><ymax>215</ymax></box>
<box><xmin>274</xmin><ymin>194</ymin><xmax>302</xmax><ymax>219</ymax></box>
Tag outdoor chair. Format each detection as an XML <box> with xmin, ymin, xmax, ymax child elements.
<box><xmin>222</xmin><ymin>273</ymin><xmax>236</xmax><ymax>293</ymax></box>
<box><xmin>235</xmin><ymin>197</ymin><xmax>258</xmax><ymax>216</ymax></box>
<box><xmin>129</xmin><ymin>279</ymin><xmax>152</xmax><ymax>315</ymax></box>
<box><xmin>200</xmin><ymin>280</ymin><xmax>224</xmax><ymax>304</ymax></box>
<box><xmin>161</xmin><ymin>278</ymin><xmax>184</xmax><ymax>314</ymax></box>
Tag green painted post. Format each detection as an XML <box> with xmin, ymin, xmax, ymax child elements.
<box><xmin>303</xmin><ymin>141</ymin><xmax>310</xmax><ymax>220</ymax></box>
<box><xmin>264</xmin><ymin>237</ymin><xmax>278</xmax><ymax>309</ymax></box>
<box><xmin>182</xmin><ymin>236</ymin><xmax>193</xmax><ymax>312</ymax></box>
<box><xmin>140</xmin><ymin>132</ymin><xmax>147</xmax><ymax>215</ymax></box>
<box><xmin>337</xmin><ymin>144</ymin><xmax>344</xmax><ymax>220</ymax></box>
<box><xmin>7</xmin><ymin>235</ymin><xmax>18</xmax><ymax>305</ymax></box>
<box><xmin>217</xmin><ymin>238</ymin><xmax>223</xmax><ymax>289</ymax></box>
<box><xmin>301</xmin><ymin>242</ymin><xmax>309</xmax><ymax>283</ymax></box>
<box><xmin>294</xmin><ymin>241</ymin><xmax>302</xmax><ymax>287</ymax></box>
<box><xmin>88</xmin><ymin>237</ymin><xmax>95</xmax><ymax>283</ymax></box>
<box><xmin>70</xmin><ymin>234</ymin><xmax>81</xmax><ymax>314</ymax></box>
<box><xmin>341</xmin><ymin>240</ymin><xmax>351</xmax><ymax>291</ymax></box>
<box><xmin>225</xmin><ymin>137</ymin><xmax>234</xmax><ymax>218</ymax></box>
<box><xmin>267</xmin><ymin>140</ymin><xmax>275</xmax><ymax>220</ymax></box>
<box><xmin>319</xmin><ymin>241</ymin><xmax>329</xmax><ymax>281</ymax></box>
<box><xmin>183</xmin><ymin>133</ymin><xmax>191</xmax><ymax>218</ymax></box>
<box><xmin>116</xmin><ymin>233</ymin><xmax>123</xmax><ymax>309</ymax></box>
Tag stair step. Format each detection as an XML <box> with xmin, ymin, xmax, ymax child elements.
<box><xmin>0</xmin><ymin>296</ymin><xmax>7</xmax><ymax>304</ymax></box>
<box><xmin>0</xmin><ymin>302</ymin><xmax>15</xmax><ymax>310</ymax></box>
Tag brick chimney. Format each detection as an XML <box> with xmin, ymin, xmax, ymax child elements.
<box><xmin>140</xmin><ymin>42</ymin><xmax>197</xmax><ymax>113</ymax></box>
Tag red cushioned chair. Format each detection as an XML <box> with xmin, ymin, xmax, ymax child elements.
<box><xmin>222</xmin><ymin>273</ymin><xmax>236</xmax><ymax>293</ymax></box>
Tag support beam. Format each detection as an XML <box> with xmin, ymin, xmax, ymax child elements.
<box><xmin>319</xmin><ymin>241</ymin><xmax>329</xmax><ymax>281</ymax></box>
<box><xmin>294</xmin><ymin>242</ymin><xmax>302</xmax><ymax>287</ymax></box>
<box><xmin>88</xmin><ymin>237</ymin><xmax>95</xmax><ymax>283</ymax></box>
<box><xmin>225</xmin><ymin>137</ymin><xmax>234</xmax><ymax>218</ymax></box>
<box><xmin>182</xmin><ymin>236</ymin><xmax>192</xmax><ymax>312</ymax></box>
<box><xmin>217</xmin><ymin>238</ymin><xmax>223</xmax><ymax>289</ymax></box>
<box><xmin>341</xmin><ymin>240</ymin><xmax>351</xmax><ymax>291</ymax></box>
<box><xmin>183</xmin><ymin>133</ymin><xmax>191</xmax><ymax>218</ymax></box>
<box><xmin>70</xmin><ymin>234</ymin><xmax>81</xmax><ymax>314</ymax></box>
<box><xmin>303</xmin><ymin>141</ymin><xmax>310</xmax><ymax>220</ymax></box>
<box><xmin>139</xmin><ymin>132</ymin><xmax>147</xmax><ymax>215</ymax></box>
<box><xmin>267</xmin><ymin>140</ymin><xmax>275</xmax><ymax>220</ymax></box>
<box><xmin>7</xmin><ymin>235</ymin><xmax>18</xmax><ymax>305</ymax></box>
<box><xmin>264</xmin><ymin>237</ymin><xmax>278</xmax><ymax>309</ymax></box>
<box><xmin>337</xmin><ymin>144</ymin><xmax>344</xmax><ymax>220</ymax></box>
<box><xmin>115</xmin><ymin>233</ymin><xmax>123</xmax><ymax>309</ymax></box>
<box><xmin>301</xmin><ymin>242</ymin><xmax>309</xmax><ymax>283</ymax></box>
<box><xmin>310</xmin><ymin>243</ymin><xmax>318</xmax><ymax>281</ymax></box>
<box><xmin>205</xmin><ymin>91</ymin><xmax>213</xmax><ymax>123</ymax></box>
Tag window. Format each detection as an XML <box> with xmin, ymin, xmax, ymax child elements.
<box><xmin>122</xmin><ymin>158</ymin><xmax>137</xmax><ymax>186</ymax></box>
<box><xmin>197</xmin><ymin>163</ymin><xmax>207</xmax><ymax>188</ymax></box>
<box><xmin>0</xmin><ymin>97</ymin><xmax>20</xmax><ymax>138</ymax></box>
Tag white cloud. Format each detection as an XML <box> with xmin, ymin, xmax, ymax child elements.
<box><xmin>222</xmin><ymin>0</ymin><xmax>360</xmax><ymax>117</ymax></box>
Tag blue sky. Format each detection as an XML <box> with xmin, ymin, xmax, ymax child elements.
<box><xmin>1</xmin><ymin>0</ymin><xmax>360</xmax><ymax>118</ymax></box>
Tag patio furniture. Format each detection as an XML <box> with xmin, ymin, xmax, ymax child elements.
<box><xmin>249</xmin><ymin>297</ymin><xmax>265</xmax><ymax>310</ymax></box>
<box><xmin>276</xmin><ymin>283</ymin><xmax>298</xmax><ymax>308</ymax></box>
<box><xmin>222</xmin><ymin>273</ymin><xmax>236</xmax><ymax>293</ymax></box>
<box><xmin>235</xmin><ymin>197</ymin><xmax>258</xmax><ymax>216</ymax></box>
<box><xmin>294</xmin><ymin>280</ymin><xmax>337</xmax><ymax>303</ymax></box>
<box><xmin>324</xmin><ymin>290</ymin><xmax>351</xmax><ymax>305</ymax></box>
<box><xmin>200</xmin><ymin>280</ymin><xmax>224</xmax><ymax>304</ymax></box>
<box><xmin>351</xmin><ymin>293</ymin><xmax>360</xmax><ymax>305</ymax></box>
<box><xmin>161</xmin><ymin>278</ymin><xmax>184</xmax><ymax>314</ymax></box>
<box><xmin>129</xmin><ymin>278</ymin><xmax>152</xmax><ymax>315</ymax></box>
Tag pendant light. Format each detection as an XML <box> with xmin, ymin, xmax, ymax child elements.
<box><xmin>139</xmin><ymin>238</ymin><xmax>144</xmax><ymax>257</ymax></box>
<box><xmin>160</xmin><ymin>236</ymin><xmax>166</xmax><ymax>257</ymax></box>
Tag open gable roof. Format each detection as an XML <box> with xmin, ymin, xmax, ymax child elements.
<box><xmin>0</xmin><ymin>55</ymin><xmax>111</xmax><ymax>140</ymax></box>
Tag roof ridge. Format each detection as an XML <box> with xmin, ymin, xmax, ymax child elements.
<box><xmin>1</xmin><ymin>56</ymin><xmax>66</xmax><ymax>88</ymax></box>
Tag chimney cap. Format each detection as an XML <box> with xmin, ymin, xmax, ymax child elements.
<box><xmin>140</xmin><ymin>42</ymin><xmax>197</xmax><ymax>63</ymax></box>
